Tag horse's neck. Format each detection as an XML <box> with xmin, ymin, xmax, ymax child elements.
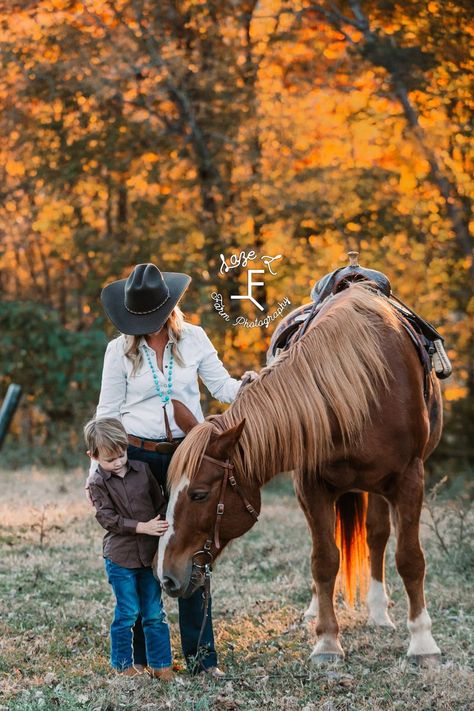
<box><xmin>233</xmin><ymin>421</ymin><xmax>290</xmax><ymax>489</ymax></box>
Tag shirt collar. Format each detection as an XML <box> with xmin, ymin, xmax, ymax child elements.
<box><xmin>138</xmin><ymin>335</ymin><xmax>172</xmax><ymax>351</ymax></box>
<box><xmin>97</xmin><ymin>460</ymin><xmax>137</xmax><ymax>480</ymax></box>
<box><xmin>138</xmin><ymin>336</ymin><xmax>150</xmax><ymax>350</ymax></box>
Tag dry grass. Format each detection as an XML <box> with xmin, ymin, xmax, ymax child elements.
<box><xmin>0</xmin><ymin>467</ymin><xmax>472</xmax><ymax>711</ymax></box>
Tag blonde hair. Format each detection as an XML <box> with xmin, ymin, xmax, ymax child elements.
<box><xmin>123</xmin><ymin>305</ymin><xmax>185</xmax><ymax>374</ymax></box>
<box><xmin>84</xmin><ymin>417</ymin><xmax>128</xmax><ymax>458</ymax></box>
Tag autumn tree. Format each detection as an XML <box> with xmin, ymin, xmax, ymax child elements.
<box><xmin>0</xmin><ymin>0</ymin><xmax>471</xmax><ymax>467</ymax></box>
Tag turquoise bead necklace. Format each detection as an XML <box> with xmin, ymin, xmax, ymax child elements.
<box><xmin>144</xmin><ymin>344</ymin><xmax>174</xmax><ymax>404</ymax></box>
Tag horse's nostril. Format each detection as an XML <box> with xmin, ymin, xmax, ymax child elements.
<box><xmin>162</xmin><ymin>576</ymin><xmax>179</xmax><ymax>594</ymax></box>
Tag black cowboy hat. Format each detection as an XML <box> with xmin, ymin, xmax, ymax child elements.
<box><xmin>101</xmin><ymin>263</ymin><xmax>191</xmax><ymax>335</ymax></box>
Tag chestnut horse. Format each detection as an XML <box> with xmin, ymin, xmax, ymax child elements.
<box><xmin>158</xmin><ymin>284</ymin><xmax>443</xmax><ymax>664</ymax></box>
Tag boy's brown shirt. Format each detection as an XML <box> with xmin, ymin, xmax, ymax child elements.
<box><xmin>89</xmin><ymin>460</ymin><xmax>167</xmax><ymax>568</ymax></box>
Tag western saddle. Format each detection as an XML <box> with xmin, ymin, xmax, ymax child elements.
<box><xmin>269</xmin><ymin>252</ymin><xmax>452</xmax><ymax>394</ymax></box>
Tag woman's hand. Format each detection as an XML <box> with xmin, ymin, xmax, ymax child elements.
<box><xmin>240</xmin><ymin>370</ymin><xmax>258</xmax><ymax>383</ymax></box>
<box><xmin>136</xmin><ymin>515</ymin><xmax>169</xmax><ymax>536</ymax></box>
<box><xmin>240</xmin><ymin>370</ymin><xmax>259</xmax><ymax>386</ymax></box>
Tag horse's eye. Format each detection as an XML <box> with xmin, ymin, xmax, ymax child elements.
<box><xmin>189</xmin><ymin>490</ymin><xmax>209</xmax><ymax>502</ymax></box>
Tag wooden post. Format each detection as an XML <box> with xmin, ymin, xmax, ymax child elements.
<box><xmin>0</xmin><ymin>384</ymin><xmax>22</xmax><ymax>450</ymax></box>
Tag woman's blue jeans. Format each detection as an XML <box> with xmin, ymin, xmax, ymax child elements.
<box><xmin>105</xmin><ymin>558</ymin><xmax>171</xmax><ymax>671</ymax></box>
<box><xmin>127</xmin><ymin>443</ymin><xmax>217</xmax><ymax>672</ymax></box>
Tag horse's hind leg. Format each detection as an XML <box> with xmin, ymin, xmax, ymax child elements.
<box><xmin>304</xmin><ymin>493</ymin><xmax>394</xmax><ymax>627</ymax></box>
<box><xmin>392</xmin><ymin>458</ymin><xmax>441</xmax><ymax>662</ymax></box>
<box><xmin>366</xmin><ymin>494</ymin><xmax>396</xmax><ymax>629</ymax></box>
<box><xmin>295</xmin><ymin>478</ymin><xmax>344</xmax><ymax>663</ymax></box>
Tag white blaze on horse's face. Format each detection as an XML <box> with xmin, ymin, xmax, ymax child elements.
<box><xmin>157</xmin><ymin>476</ymin><xmax>189</xmax><ymax>583</ymax></box>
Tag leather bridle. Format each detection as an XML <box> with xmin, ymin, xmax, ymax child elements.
<box><xmin>191</xmin><ymin>453</ymin><xmax>259</xmax><ymax>570</ymax></box>
<box><xmin>205</xmin><ymin>454</ymin><xmax>259</xmax><ymax>549</ymax></box>
<box><xmin>189</xmin><ymin>452</ymin><xmax>259</xmax><ymax>663</ymax></box>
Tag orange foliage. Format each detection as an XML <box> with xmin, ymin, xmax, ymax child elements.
<box><xmin>0</xmin><ymin>0</ymin><xmax>471</xmax><ymax>413</ymax></box>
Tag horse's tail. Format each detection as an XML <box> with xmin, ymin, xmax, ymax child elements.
<box><xmin>335</xmin><ymin>492</ymin><xmax>369</xmax><ymax>607</ymax></box>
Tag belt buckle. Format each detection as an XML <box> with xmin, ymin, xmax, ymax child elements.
<box><xmin>154</xmin><ymin>441</ymin><xmax>178</xmax><ymax>455</ymax></box>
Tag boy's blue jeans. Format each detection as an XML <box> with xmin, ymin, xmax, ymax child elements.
<box><xmin>128</xmin><ymin>443</ymin><xmax>218</xmax><ymax>672</ymax></box>
<box><xmin>105</xmin><ymin>558</ymin><xmax>172</xmax><ymax>671</ymax></box>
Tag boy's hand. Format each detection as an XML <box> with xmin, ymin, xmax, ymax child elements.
<box><xmin>136</xmin><ymin>515</ymin><xmax>169</xmax><ymax>536</ymax></box>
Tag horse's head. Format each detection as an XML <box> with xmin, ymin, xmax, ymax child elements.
<box><xmin>158</xmin><ymin>418</ymin><xmax>261</xmax><ymax>598</ymax></box>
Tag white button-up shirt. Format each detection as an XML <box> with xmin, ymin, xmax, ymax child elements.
<box><xmin>95</xmin><ymin>323</ymin><xmax>242</xmax><ymax>440</ymax></box>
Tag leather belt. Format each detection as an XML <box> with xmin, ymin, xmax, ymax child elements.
<box><xmin>127</xmin><ymin>434</ymin><xmax>184</xmax><ymax>454</ymax></box>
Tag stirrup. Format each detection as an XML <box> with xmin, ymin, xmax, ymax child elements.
<box><xmin>432</xmin><ymin>339</ymin><xmax>452</xmax><ymax>379</ymax></box>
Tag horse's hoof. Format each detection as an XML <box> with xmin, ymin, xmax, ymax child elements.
<box><xmin>367</xmin><ymin>616</ymin><xmax>396</xmax><ymax>630</ymax></box>
<box><xmin>409</xmin><ymin>653</ymin><xmax>441</xmax><ymax>668</ymax></box>
<box><xmin>310</xmin><ymin>653</ymin><xmax>344</xmax><ymax>666</ymax></box>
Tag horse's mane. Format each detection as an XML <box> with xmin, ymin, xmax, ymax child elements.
<box><xmin>168</xmin><ymin>284</ymin><xmax>402</xmax><ymax>488</ymax></box>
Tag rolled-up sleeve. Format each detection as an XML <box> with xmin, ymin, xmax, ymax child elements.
<box><xmin>96</xmin><ymin>340</ymin><xmax>127</xmax><ymax>418</ymax></box>
<box><xmin>197</xmin><ymin>328</ymin><xmax>242</xmax><ymax>404</ymax></box>
<box><xmin>89</xmin><ymin>481</ymin><xmax>138</xmax><ymax>535</ymax></box>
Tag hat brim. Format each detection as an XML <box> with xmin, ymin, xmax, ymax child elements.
<box><xmin>101</xmin><ymin>272</ymin><xmax>191</xmax><ymax>336</ymax></box>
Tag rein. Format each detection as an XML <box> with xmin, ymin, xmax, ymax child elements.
<box><xmin>192</xmin><ymin>453</ymin><xmax>259</xmax><ymax>662</ymax></box>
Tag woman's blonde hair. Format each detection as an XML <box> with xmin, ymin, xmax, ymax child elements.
<box><xmin>123</xmin><ymin>305</ymin><xmax>185</xmax><ymax>374</ymax></box>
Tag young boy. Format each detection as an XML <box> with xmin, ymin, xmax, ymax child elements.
<box><xmin>84</xmin><ymin>417</ymin><xmax>173</xmax><ymax>679</ymax></box>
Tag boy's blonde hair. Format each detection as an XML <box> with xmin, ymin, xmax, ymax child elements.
<box><xmin>84</xmin><ymin>417</ymin><xmax>128</xmax><ymax>458</ymax></box>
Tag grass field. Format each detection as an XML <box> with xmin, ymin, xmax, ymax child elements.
<box><xmin>0</xmin><ymin>468</ymin><xmax>472</xmax><ymax>711</ymax></box>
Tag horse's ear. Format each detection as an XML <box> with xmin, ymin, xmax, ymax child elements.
<box><xmin>171</xmin><ymin>399</ymin><xmax>200</xmax><ymax>434</ymax></box>
<box><xmin>213</xmin><ymin>418</ymin><xmax>246</xmax><ymax>456</ymax></box>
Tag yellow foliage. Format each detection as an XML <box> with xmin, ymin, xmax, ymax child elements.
<box><xmin>399</xmin><ymin>169</ymin><xmax>417</xmax><ymax>191</ymax></box>
<box><xmin>444</xmin><ymin>386</ymin><xmax>468</xmax><ymax>401</ymax></box>
<box><xmin>142</xmin><ymin>152</ymin><xmax>160</xmax><ymax>164</ymax></box>
<box><xmin>347</xmin><ymin>222</ymin><xmax>361</xmax><ymax>232</ymax></box>
<box><xmin>0</xmin><ymin>0</ymin><xmax>471</xmax><ymax>429</ymax></box>
<box><xmin>6</xmin><ymin>159</ymin><xmax>25</xmax><ymax>177</ymax></box>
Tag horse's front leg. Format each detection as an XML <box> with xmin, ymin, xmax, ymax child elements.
<box><xmin>294</xmin><ymin>485</ymin><xmax>319</xmax><ymax>623</ymax></box>
<box><xmin>303</xmin><ymin>580</ymin><xmax>319</xmax><ymax>622</ymax></box>
<box><xmin>366</xmin><ymin>493</ymin><xmax>396</xmax><ymax>628</ymax></box>
<box><xmin>295</xmin><ymin>477</ymin><xmax>344</xmax><ymax>664</ymax></box>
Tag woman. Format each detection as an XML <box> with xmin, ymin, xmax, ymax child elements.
<box><xmin>87</xmin><ymin>262</ymin><xmax>256</xmax><ymax>678</ymax></box>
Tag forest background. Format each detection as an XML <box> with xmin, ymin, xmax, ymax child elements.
<box><xmin>0</xmin><ymin>0</ymin><xmax>472</xmax><ymax>480</ymax></box>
